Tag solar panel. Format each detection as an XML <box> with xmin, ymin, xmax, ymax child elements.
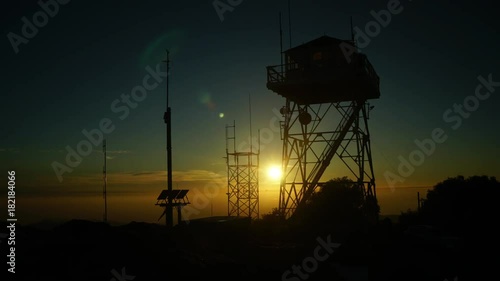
<box><xmin>157</xmin><ymin>190</ymin><xmax>168</xmax><ymax>200</ymax></box>
<box><xmin>176</xmin><ymin>189</ymin><xmax>189</xmax><ymax>199</ymax></box>
<box><xmin>157</xmin><ymin>189</ymin><xmax>190</xmax><ymax>202</ymax></box>
<box><xmin>168</xmin><ymin>189</ymin><xmax>181</xmax><ymax>200</ymax></box>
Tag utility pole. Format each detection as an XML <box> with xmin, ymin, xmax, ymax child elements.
<box><xmin>163</xmin><ymin>50</ymin><xmax>173</xmax><ymax>227</ymax></box>
<box><xmin>417</xmin><ymin>192</ymin><xmax>421</xmax><ymax>213</ymax></box>
<box><xmin>103</xmin><ymin>139</ymin><xmax>107</xmax><ymax>223</ymax></box>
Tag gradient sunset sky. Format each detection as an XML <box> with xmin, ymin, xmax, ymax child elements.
<box><xmin>1</xmin><ymin>0</ymin><xmax>499</xmax><ymax>224</ymax></box>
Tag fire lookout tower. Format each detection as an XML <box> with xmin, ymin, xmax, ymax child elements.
<box><xmin>266</xmin><ymin>35</ymin><xmax>380</xmax><ymax>219</ymax></box>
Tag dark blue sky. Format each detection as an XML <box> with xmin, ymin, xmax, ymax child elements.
<box><xmin>1</xmin><ymin>0</ymin><xmax>499</xmax><ymax>221</ymax></box>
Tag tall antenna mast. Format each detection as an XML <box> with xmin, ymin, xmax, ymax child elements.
<box><xmin>350</xmin><ymin>16</ymin><xmax>356</xmax><ymax>47</ymax></box>
<box><xmin>249</xmin><ymin>93</ymin><xmax>254</xmax><ymax>218</ymax></box>
<box><xmin>279</xmin><ymin>12</ymin><xmax>284</xmax><ymax>74</ymax></box>
<box><xmin>103</xmin><ymin>139</ymin><xmax>107</xmax><ymax>223</ymax></box>
<box><xmin>163</xmin><ymin>50</ymin><xmax>174</xmax><ymax>227</ymax></box>
<box><xmin>249</xmin><ymin>93</ymin><xmax>253</xmax><ymax>153</ymax></box>
<box><xmin>288</xmin><ymin>0</ymin><xmax>292</xmax><ymax>48</ymax></box>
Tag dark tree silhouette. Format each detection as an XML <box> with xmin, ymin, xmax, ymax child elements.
<box><xmin>293</xmin><ymin>177</ymin><xmax>380</xmax><ymax>240</ymax></box>
<box><xmin>261</xmin><ymin>207</ymin><xmax>281</xmax><ymax>222</ymax></box>
<box><xmin>419</xmin><ymin>175</ymin><xmax>500</xmax><ymax>235</ymax></box>
<box><xmin>410</xmin><ymin>175</ymin><xmax>500</xmax><ymax>280</ymax></box>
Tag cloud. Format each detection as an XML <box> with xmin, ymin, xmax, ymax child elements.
<box><xmin>174</xmin><ymin>170</ymin><xmax>225</xmax><ymax>182</ymax></box>
<box><xmin>92</xmin><ymin>150</ymin><xmax>132</xmax><ymax>155</ymax></box>
<box><xmin>91</xmin><ymin>149</ymin><xmax>131</xmax><ymax>160</ymax></box>
<box><xmin>18</xmin><ymin>169</ymin><xmax>227</xmax><ymax>197</ymax></box>
<box><xmin>44</xmin><ymin>170</ymin><xmax>227</xmax><ymax>187</ymax></box>
<box><xmin>108</xmin><ymin>150</ymin><xmax>131</xmax><ymax>154</ymax></box>
<box><xmin>0</xmin><ymin>148</ymin><xmax>19</xmax><ymax>153</ymax></box>
<box><xmin>124</xmin><ymin>170</ymin><xmax>225</xmax><ymax>182</ymax></box>
<box><xmin>39</xmin><ymin>149</ymin><xmax>62</xmax><ymax>153</ymax></box>
<box><xmin>131</xmin><ymin>172</ymin><xmax>157</xmax><ymax>176</ymax></box>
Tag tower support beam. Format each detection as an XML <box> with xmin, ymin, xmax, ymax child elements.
<box><xmin>278</xmin><ymin>100</ymin><xmax>377</xmax><ymax>219</ymax></box>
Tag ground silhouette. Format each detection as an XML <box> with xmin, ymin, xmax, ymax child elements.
<box><xmin>2</xmin><ymin>175</ymin><xmax>497</xmax><ymax>280</ymax></box>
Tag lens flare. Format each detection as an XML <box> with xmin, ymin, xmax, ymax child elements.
<box><xmin>199</xmin><ymin>91</ymin><xmax>216</xmax><ymax>110</ymax></box>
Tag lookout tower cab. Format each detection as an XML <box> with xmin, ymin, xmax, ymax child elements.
<box><xmin>266</xmin><ymin>36</ymin><xmax>380</xmax><ymax>105</ymax></box>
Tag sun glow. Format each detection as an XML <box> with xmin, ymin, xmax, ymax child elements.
<box><xmin>268</xmin><ymin>166</ymin><xmax>282</xmax><ymax>181</ymax></box>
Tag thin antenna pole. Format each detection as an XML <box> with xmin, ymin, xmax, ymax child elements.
<box><xmin>258</xmin><ymin>128</ymin><xmax>261</xmax><ymax>153</ymax></box>
<box><xmin>350</xmin><ymin>16</ymin><xmax>354</xmax><ymax>43</ymax></box>
<box><xmin>249</xmin><ymin>94</ymin><xmax>253</xmax><ymax>218</ymax></box>
<box><xmin>249</xmin><ymin>93</ymin><xmax>253</xmax><ymax>153</ymax></box>
<box><xmin>225</xmin><ymin>123</ymin><xmax>230</xmax><ymax>216</ymax></box>
<box><xmin>417</xmin><ymin>192</ymin><xmax>421</xmax><ymax>213</ymax></box>
<box><xmin>279</xmin><ymin>12</ymin><xmax>284</xmax><ymax>74</ymax></box>
<box><xmin>163</xmin><ymin>50</ymin><xmax>173</xmax><ymax>227</ymax></box>
<box><xmin>350</xmin><ymin>16</ymin><xmax>357</xmax><ymax>51</ymax></box>
<box><xmin>103</xmin><ymin>139</ymin><xmax>107</xmax><ymax>223</ymax></box>
<box><xmin>257</xmin><ymin>128</ymin><xmax>260</xmax><ymax>219</ymax></box>
<box><xmin>166</xmin><ymin>50</ymin><xmax>170</xmax><ymax>108</ymax></box>
<box><xmin>288</xmin><ymin>0</ymin><xmax>292</xmax><ymax>48</ymax></box>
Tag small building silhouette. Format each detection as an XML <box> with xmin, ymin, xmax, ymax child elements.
<box><xmin>267</xmin><ymin>35</ymin><xmax>380</xmax><ymax>105</ymax></box>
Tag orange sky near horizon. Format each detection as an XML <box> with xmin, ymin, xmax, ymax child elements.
<box><xmin>11</xmin><ymin>168</ymin><xmax>433</xmax><ymax>225</ymax></box>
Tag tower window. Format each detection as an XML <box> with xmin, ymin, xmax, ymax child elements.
<box><xmin>313</xmin><ymin>52</ymin><xmax>323</xmax><ymax>61</ymax></box>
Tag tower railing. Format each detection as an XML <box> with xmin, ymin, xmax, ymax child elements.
<box><xmin>267</xmin><ymin>64</ymin><xmax>287</xmax><ymax>83</ymax></box>
<box><xmin>268</xmin><ymin>58</ymin><xmax>380</xmax><ymax>88</ymax></box>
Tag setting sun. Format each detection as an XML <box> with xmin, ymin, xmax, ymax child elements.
<box><xmin>268</xmin><ymin>166</ymin><xmax>282</xmax><ymax>180</ymax></box>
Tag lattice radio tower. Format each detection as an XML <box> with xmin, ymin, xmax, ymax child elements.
<box><xmin>266</xmin><ymin>34</ymin><xmax>381</xmax><ymax>220</ymax></box>
<box><xmin>225</xmin><ymin>100</ymin><xmax>260</xmax><ymax>219</ymax></box>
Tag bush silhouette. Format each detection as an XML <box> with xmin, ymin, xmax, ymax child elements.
<box><xmin>292</xmin><ymin>177</ymin><xmax>380</xmax><ymax>240</ymax></box>
<box><xmin>419</xmin><ymin>175</ymin><xmax>500</xmax><ymax>235</ymax></box>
